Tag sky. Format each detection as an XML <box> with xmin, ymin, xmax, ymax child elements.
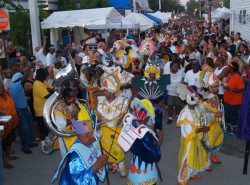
<box><xmin>180</xmin><ymin>0</ymin><xmax>189</xmax><ymax>6</ymax></box>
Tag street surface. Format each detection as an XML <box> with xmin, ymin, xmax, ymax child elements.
<box><xmin>3</xmin><ymin>114</ymin><xmax>250</xmax><ymax>185</ymax></box>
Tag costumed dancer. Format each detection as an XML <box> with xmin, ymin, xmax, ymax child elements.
<box><xmin>113</xmin><ymin>46</ymin><xmax>135</xmax><ymax>100</ymax></box>
<box><xmin>51</xmin><ymin>88</ymin><xmax>79</xmax><ymax>157</ymax></box>
<box><xmin>138</xmin><ymin>38</ymin><xmax>156</xmax><ymax>75</ymax></box>
<box><xmin>97</xmin><ymin>72</ymin><xmax>129</xmax><ymax>177</ymax></box>
<box><xmin>199</xmin><ymin>68</ymin><xmax>225</xmax><ymax>168</ymax></box>
<box><xmin>118</xmin><ymin>98</ymin><xmax>163</xmax><ymax>185</ymax></box>
<box><xmin>176</xmin><ymin>84</ymin><xmax>210</xmax><ymax>185</ymax></box>
<box><xmin>132</xmin><ymin>57</ymin><xmax>170</xmax><ymax>131</ymax></box>
<box><xmin>80</xmin><ymin>56</ymin><xmax>104</xmax><ymax>110</ymax></box>
<box><xmin>52</xmin><ymin>104</ymin><xmax>117</xmax><ymax>185</ymax></box>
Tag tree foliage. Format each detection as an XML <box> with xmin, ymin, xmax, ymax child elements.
<box><xmin>224</xmin><ymin>0</ymin><xmax>230</xmax><ymax>9</ymax></box>
<box><xmin>58</xmin><ymin>0</ymin><xmax>111</xmax><ymax>10</ymax></box>
<box><xmin>149</xmin><ymin>0</ymin><xmax>185</xmax><ymax>13</ymax></box>
<box><xmin>9</xmin><ymin>10</ymin><xmax>31</xmax><ymax>54</ymax></box>
<box><xmin>186</xmin><ymin>0</ymin><xmax>199</xmax><ymax>15</ymax></box>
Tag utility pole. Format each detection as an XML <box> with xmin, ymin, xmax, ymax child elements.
<box><xmin>209</xmin><ymin>0</ymin><xmax>212</xmax><ymax>29</ymax></box>
<box><xmin>133</xmin><ymin>0</ymin><xmax>137</xmax><ymax>13</ymax></box>
<box><xmin>28</xmin><ymin>0</ymin><xmax>41</xmax><ymax>54</ymax></box>
<box><xmin>159</xmin><ymin>0</ymin><xmax>161</xmax><ymax>11</ymax></box>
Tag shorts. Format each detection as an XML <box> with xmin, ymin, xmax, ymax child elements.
<box><xmin>9</xmin><ymin>57</ymin><xmax>17</xmax><ymax>65</ymax></box>
<box><xmin>167</xmin><ymin>95</ymin><xmax>183</xmax><ymax>106</ymax></box>
<box><xmin>36</xmin><ymin>116</ymin><xmax>49</xmax><ymax>135</ymax></box>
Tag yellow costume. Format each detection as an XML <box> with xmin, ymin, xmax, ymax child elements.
<box><xmin>198</xmin><ymin>98</ymin><xmax>224</xmax><ymax>153</ymax></box>
<box><xmin>97</xmin><ymin>72</ymin><xmax>129</xmax><ymax>176</ymax></box>
<box><xmin>52</xmin><ymin>100</ymin><xmax>79</xmax><ymax>155</ymax></box>
<box><xmin>177</xmin><ymin>106</ymin><xmax>210</xmax><ymax>184</ymax></box>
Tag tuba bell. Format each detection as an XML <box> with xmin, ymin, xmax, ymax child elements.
<box><xmin>43</xmin><ymin>59</ymin><xmax>80</xmax><ymax>137</ymax></box>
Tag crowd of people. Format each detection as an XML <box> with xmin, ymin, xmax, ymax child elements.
<box><xmin>0</xmin><ymin>16</ymin><xmax>249</xmax><ymax>185</ymax></box>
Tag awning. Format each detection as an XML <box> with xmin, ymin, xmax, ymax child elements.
<box><xmin>144</xmin><ymin>13</ymin><xmax>162</xmax><ymax>24</ymax></box>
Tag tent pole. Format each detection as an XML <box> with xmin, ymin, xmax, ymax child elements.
<box><xmin>105</xmin><ymin>25</ymin><xmax>107</xmax><ymax>42</ymax></box>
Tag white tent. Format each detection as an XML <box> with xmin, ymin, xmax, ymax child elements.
<box><xmin>86</xmin><ymin>17</ymin><xmax>139</xmax><ymax>30</ymax></box>
<box><xmin>125</xmin><ymin>13</ymin><xmax>155</xmax><ymax>32</ymax></box>
<box><xmin>148</xmin><ymin>11</ymin><xmax>169</xmax><ymax>23</ymax></box>
<box><xmin>214</xmin><ymin>7</ymin><xmax>230</xmax><ymax>19</ymax></box>
<box><xmin>41</xmin><ymin>7</ymin><xmax>122</xmax><ymax>29</ymax></box>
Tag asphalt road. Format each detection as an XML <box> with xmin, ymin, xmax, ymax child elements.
<box><xmin>3</xmin><ymin>113</ymin><xmax>250</xmax><ymax>185</ymax></box>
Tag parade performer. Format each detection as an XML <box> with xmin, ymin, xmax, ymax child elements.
<box><xmin>199</xmin><ymin>69</ymin><xmax>225</xmax><ymax>168</ymax></box>
<box><xmin>113</xmin><ymin>47</ymin><xmax>135</xmax><ymax>100</ymax></box>
<box><xmin>176</xmin><ymin>84</ymin><xmax>210</xmax><ymax>185</ymax></box>
<box><xmin>80</xmin><ymin>56</ymin><xmax>104</xmax><ymax>110</ymax></box>
<box><xmin>97</xmin><ymin>72</ymin><xmax>129</xmax><ymax>177</ymax></box>
<box><xmin>52</xmin><ymin>105</ymin><xmax>117</xmax><ymax>185</ymax></box>
<box><xmin>118</xmin><ymin>98</ymin><xmax>163</xmax><ymax>185</ymax></box>
<box><xmin>51</xmin><ymin>88</ymin><xmax>79</xmax><ymax>157</ymax></box>
<box><xmin>132</xmin><ymin>57</ymin><xmax>170</xmax><ymax>131</ymax></box>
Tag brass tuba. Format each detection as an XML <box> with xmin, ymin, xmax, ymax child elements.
<box><xmin>43</xmin><ymin>59</ymin><xmax>79</xmax><ymax>137</ymax></box>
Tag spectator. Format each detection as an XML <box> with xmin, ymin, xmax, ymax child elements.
<box><xmin>9</xmin><ymin>69</ymin><xmax>38</xmax><ymax>154</ymax></box>
<box><xmin>46</xmin><ymin>45</ymin><xmax>56</xmax><ymax>67</ymax></box>
<box><xmin>224</xmin><ymin>62</ymin><xmax>244</xmax><ymax>135</ymax></box>
<box><xmin>214</xmin><ymin>57</ymin><xmax>229</xmax><ymax>100</ymax></box>
<box><xmin>166</xmin><ymin>61</ymin><xmax>183</xmax><ymax>124</ymax></box>
<box><xmin>0</xmin><ymin>41</ymin><xmax>5</xmax><ymax>69</ymax></box>
<box><xmin>24</xmin><ymin>68</ymin><xmax>40</xmax><ymax>142</ymax></box>
<box><xmin>227</xmin><ymin>36</ymin><xmax>236</xmax><ymax>56</ymax></box>
<box><xmin>0</xmin><ymin>80</ymin><xmax>19</xmax><ymax>168</ymax></box>
<box><xmin>7</xmin><ymin>42</ymin><xmax>17</xmax><ymax>71</ymax></box>
<box><xmin>33</xmin><ymin>69</ymin><xmax>54</xmax><ymax>154</ymax></box>
<box><xmin>3</xmin><ymin>69</ymin><xmax>12</xmax><ymax>91</ymax></box>
<box><xmin>184</xmin><ymin>61</ymin><xmax>201</xmax><ymax>89</ymax></box>
<box><xmin>34</xmin><ymin>38</ymin><xmax>46</xmax><ymax>66</ymax></box>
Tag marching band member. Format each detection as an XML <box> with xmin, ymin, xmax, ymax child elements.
<box><xmin>80</xmin><ymin>55</ymin><xmax>104</xmax><ymax>110</ymax></box>
<box><xmin>176</xmin><ymin>84</ymin><xmax>210</xmax><ymax>185</ymax></box>
<box><xmin>199</xmin><ymin>69</ymin><xmax>225</xmax><ymax>169</ymax></box>
<box><xmin>52</xmin><ymin>104</ymin><xmax>117</xmax><ymax>185</ymax></box>
<box><xmin>118</xmin><ymin>98</ymin><xmax>163</xmax><ymax>185</ymax></box>
<box><xmin>52</xmin><ymin>88</ymin><xmax>79</xmax><ymax>157</ymax></box>
<box><xmin>97</xmin><ymin>72</ymin><xmax>129</xmax><ymax>178</ymax></box>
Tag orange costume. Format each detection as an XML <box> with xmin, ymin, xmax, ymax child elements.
<box><xmin>0</xmin><ymin>91</ymin><xmax>19</xmax><ymax>139</ymax></box>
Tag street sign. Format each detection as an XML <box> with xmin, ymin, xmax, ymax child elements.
<box><xmin>0</xmin><ymin>9</ymin><xmax>10</xmax><ymax>31</ymax></box>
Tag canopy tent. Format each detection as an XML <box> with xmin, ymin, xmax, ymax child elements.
<box><xmin>144</xmin><ymin>13</ymin><xmax>162</xmax><ymax>24</ymax></box>
<box><xmin>165</xmin><ymin>12</ymin><xmax>172</xmax><ymax>19</ymax></box>
<box><xmin>214</xmin><ymin>7</ymin><xmax>230</xmax><ymax>19</ymax></box>
<box><xmin>41</xmin><ymin>7</ymin><xmax>123</xmax><ymax>29</ymax></box>
<box><xmin>85</xmin><ymin>17</ymin><xmax>139</xmax><ymax>30</ymax></box>
<box><xmin>125</xmin><ymin>13</ymin><xmax>155</xmax><ymax>32</ymax></box>
<box><xmin>148</xmin><ymin>11</ymin><xmax>169</xmax><ymax>23</ymax></box>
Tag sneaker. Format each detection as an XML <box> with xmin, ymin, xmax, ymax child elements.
<box><xmin>167</xmin><ymin>119</ymin><xmax>172</xmax><ymax>125</ymax></box>
<box><xmin>119</xmin><ymin>170</ymin><xmax>127</xmax><ymax>178</ymax></box>
<box><xmin>45</xmin><ymin>141</ymin><xmax>52</xmax><ymax>146</ymax></box>
<box><xmin>41</xmin><ymin>145</ymin><xmax>50</xmax><ymax>155</ymax></box>
<box><xmin>22</xmin><ymin>149</ymin><xmax>32</xmax><ymax>154</ymax></box>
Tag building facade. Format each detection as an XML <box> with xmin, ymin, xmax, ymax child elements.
<box><xmin>11</xmin><ymin>0</ymin><xmax>58</xmax><ymax>11</ymax></box>
<box><xmin>230</xmin><ymin>0</ymin><xmax>250</xmax><ymax>42</ymax></box>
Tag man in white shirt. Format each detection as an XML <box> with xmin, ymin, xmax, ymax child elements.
<box><xmin>34</xmin><ymin>39</ymin><xmax>46</xmax><ymax>66</ymax></box>
<box><xmin>184</xmin><ymin>61</ymin><xmax>201</xmax><ymax>89</ymax></box>
<box><xmin>46</xmin><ymin>45</ymin><xmax>56</xmax><ymax>67</ymax></box>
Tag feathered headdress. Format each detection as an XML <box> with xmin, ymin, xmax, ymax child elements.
<box><xmin>131</xmin><ymin>98</ymin><xmax>155</xmax><ymax>123</ymax></box>
<box><xmin>102</xmin><ymin>72</ymin><xmax>121</xmax><ymax>95</ymax></box>
<box><xmin>200</xmin><ymin>67</ymin><xmax>219</xmax><ymax>88</ymax></box>
<box><xmin>139</xmin><ymin>38</ymin><xmax>156</xmax><ymax>56</ymax></box>
<box><xmin>176</xmin><ymin>84</ymin><xmax>200</xmax><ymax>105</ymax></box>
